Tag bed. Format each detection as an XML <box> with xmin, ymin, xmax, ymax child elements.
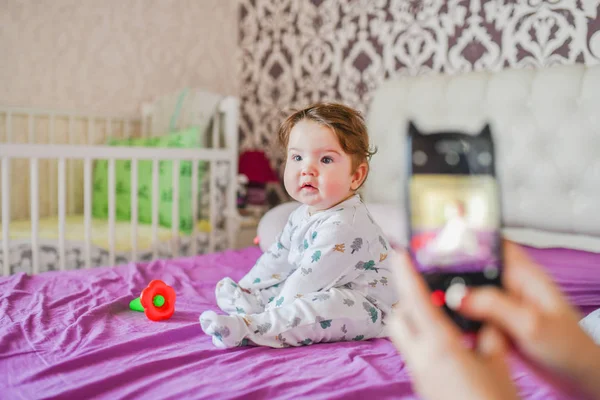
<box><xmin>1</xmin><ymin>65</ymin><xmax>599</xmax><ymax>399</ymax></box>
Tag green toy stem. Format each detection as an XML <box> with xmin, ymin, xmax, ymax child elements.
<box><xmin>129</xmin><ymin>297</ymin><xmax>144</xmax><ymax>312</ymax></box>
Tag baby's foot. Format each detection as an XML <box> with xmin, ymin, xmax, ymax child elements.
<box><xmin>216</xmin><ymin>277</ymin><xmax>263</xmax><ymax>315</ymax></box>
<box><xmin>199</xmin><ymin>310</ymin><xmax>249</xmax><ymax>349</ymax></box>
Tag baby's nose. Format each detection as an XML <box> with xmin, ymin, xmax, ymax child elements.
<box><xmin>301</xmin><ymin>164</ymin><xmax>317</xmax><ymax>176</ymax></box>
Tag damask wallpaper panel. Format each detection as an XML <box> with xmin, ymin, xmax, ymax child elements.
<box><xmin>0</xmin><ymin>0</ymin><xmax>238</xmax><ymax>117</ymax></box>
<box><xmin>238</xmin><ymin>0</ymin><xmax>600</xmax><ymax>173</ymax></box>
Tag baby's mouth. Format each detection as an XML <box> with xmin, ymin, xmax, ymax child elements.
<box><xmin>301</xmin><ymin>183</ymin><xmax>317</xmax><ymax>191</ymax></box>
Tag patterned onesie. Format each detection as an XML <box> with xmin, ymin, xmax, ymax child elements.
<box><xmin>199</xmin><ymin>194</ymin><xmax>398</xmax><ymax>348</ymax></box>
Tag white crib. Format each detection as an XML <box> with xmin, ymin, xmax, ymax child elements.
<box><xmin>0</xmin><ymin>91</ymin><xmax>241</xmax><ymax>276</ymax></box>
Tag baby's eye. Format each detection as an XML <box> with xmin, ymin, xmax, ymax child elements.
<box><xmin>292</xmin><ymin>155</ymin><xmax>302</xmax><ymax>162</ymax></box>
<box><xmin>321</xmin><ymin>156</ymin><xmax>333</xmax><ymax>164</ymax></box>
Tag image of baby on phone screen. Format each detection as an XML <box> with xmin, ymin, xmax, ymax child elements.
<box><xmin>417</xmin><ymin>200</ymin><xmax>481</xmax><ymax>267</ymax></box>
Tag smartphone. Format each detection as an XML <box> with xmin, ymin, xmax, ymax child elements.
<box><xmin>405</xmin><ymin>121</ymin><xmax>503</xmax><ymax>332</ymax></box>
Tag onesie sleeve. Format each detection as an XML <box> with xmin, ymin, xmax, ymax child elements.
<box><xmin>238</xmin><ymin>214</ymin><xmax>297</xmax><ymax>291</ymax></box>
<box><xmin>272</xmin><ymin>220</ymin><xmax>375</xmax><ymax>307</ymax></box>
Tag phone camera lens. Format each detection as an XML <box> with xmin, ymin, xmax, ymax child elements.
<box><xmin>478</xmin><ymin>151</ymin><xmax>492</xmax><ymax>166</ymax></box>
<box><xmin>484</xmin><ymin>264</ymin><xmax>499</xmax><ymax>279</ymax></box>
<box><xmin>413</xmin><ymin>150</ymin><xmax>427</xmax><ymax>166</ymax></box>
<box><xmin>445</xmin><ymin>152</ymin><xmax>459</xmax><ymax>165</ymax></box>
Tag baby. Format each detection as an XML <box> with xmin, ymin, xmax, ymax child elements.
<box><xmin>419</xmin><ymin>200</ymin><xmax>480</xmax><ymax>266</ymax></box>
<box><xmin>199</xmin><ymin>103</ymin><xmax>398</xmax><ymax>348</ymax></box>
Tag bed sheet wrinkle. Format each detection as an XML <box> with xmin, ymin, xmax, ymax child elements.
<box><xmin>0</xmin><ymin>290</ymin><xmax>26</xmax><ymax>325</ymax></box>
<box><xmin>0</xmin><ymin>272</ymin><xmax>30</xmax><ymax>296</ymax></box>
<box><xmin>20</xmin><ymin>283</ymin><xmax>105</xmax><ymax>350</ymax></box>
<box><xmin>77</xmin><ymin>347</ymin><xmax>205</xmax><ymax>397</ymax></box>
<box><xmin>21</xmin><ymin>292</ymin><xmax>54</xmax><ymax>345</ymax></box>
<box><xmin>0</xmin><ymin>325</ymin><xmax>44</xmax><ymax>377</ymax></box>
<box><xmin>114</xmin><ymin>366</ymin><xmax>206</xmax><ymax>400</ymax></box>
<box><xmin>0</xmin><ymin>322</ymin><xmax>19</xmax><ymax>354</ymax></box>
<box><xmin>46</xmin><ymin>286</ymin><xmax>92</xmax><ymax>311</ymax></box>
<box><xmin>24</xmin><ymin>330</ymin><xmax>205</xmax><ymax>398</ymax></box>
<box><xmin>54</xmin><ymin>300</ymin><xmax>128</xmax><ymax>355</ymax></box>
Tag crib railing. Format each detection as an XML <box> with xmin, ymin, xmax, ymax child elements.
<box><xmin>0</xmin><ymin>108</ymin><xmax>142</xmax><ymax>220</ymax></box>
<box><xmin>0</xmin><ymin>143</ymin><xmax>237</xmax><ymax>276</ymax></box>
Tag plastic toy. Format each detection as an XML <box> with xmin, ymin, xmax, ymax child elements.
<box><xmin>129</xmin><ymin>280</ymin><xmax>176</xmax><ymax>321</ymax></box>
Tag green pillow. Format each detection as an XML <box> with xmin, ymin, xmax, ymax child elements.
<box><xmin>92</xmin><ymin>126</ymin><xmax>206</xmax><ymax>234</ymax></box>
<box><xmin>92</xmin><ymin>159</ymin><xmax>109</xmax><ymax>218</ymax></box>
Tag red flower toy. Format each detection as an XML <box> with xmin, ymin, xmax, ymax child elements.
<box><xmin>129</xmin><ymin>280</ymin><xmax>176</xmax><ymax>321</ymax></box>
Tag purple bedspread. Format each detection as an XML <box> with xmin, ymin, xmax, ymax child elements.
<box><xmin>1</xmin><ymin>245</ymin><xmax>599</xmax><ymax>400</ymax></box>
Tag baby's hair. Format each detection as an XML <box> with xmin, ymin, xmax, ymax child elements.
<box><xmin>277</xmin><ymin>102</ymin><xmax>378</xmax><ymax>174</ymax></box>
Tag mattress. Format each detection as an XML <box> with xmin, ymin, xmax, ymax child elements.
<box><xmin>0</xmin><ymin>215</ymin><xmax>222</xmax><ymax>275</ymax></box>
<box><xmin>1</xmin><ymin>245</ymin><xmax>598</xmax><ymax>399</ymax></box>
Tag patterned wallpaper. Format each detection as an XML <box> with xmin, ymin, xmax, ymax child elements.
<box><xmin>239</xmin><ymin>0</ymin><xmax>600</xmax><ymax>173</ymax></box>
<box><xmin>0</xmin><ymin>0</ymin><xmax>238</xmax><ymax>117</ymax></box>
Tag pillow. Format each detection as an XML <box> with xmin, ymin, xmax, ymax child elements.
<box><xmin>256</xmin><ymin>202</ymin><xmax>301</xmax><ymax>252</ymax></box>
<box><xmin>92</xmin><ymin>137</ymin><xmax>157</xmax><ymax>222</ymax></box>
<box><xmin>256</xmin><ymin>201</ymin><xmax>407</xmax><ymax>252</ymax></box>
<box><xmin>92</xmin><ymin>126</ymin><xmax>206</xmax><ymax>234</ymax></box>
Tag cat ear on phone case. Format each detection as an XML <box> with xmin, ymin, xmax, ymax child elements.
<box><xmin>407</xmin><ymin>120</ymin><xmax>423</xmax><ymax>137</ymax></box>
<box><xmin>478</xmin><ymin>123</ymin><xmax>492</xmax><ymax>138</ymax></box>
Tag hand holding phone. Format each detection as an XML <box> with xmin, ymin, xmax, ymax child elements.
<box><xmin>387</xmin><ymin>249</ymin><xmax>517</xmax><ymax>400</ymax></box>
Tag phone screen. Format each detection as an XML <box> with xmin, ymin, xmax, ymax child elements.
<box><xmin>408</xmin><ymin>174</ymin><xmax>501</xmax><ymax>279</ymax></box>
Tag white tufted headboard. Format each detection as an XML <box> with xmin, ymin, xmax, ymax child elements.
<box><xmin>363</xmin><ymin>64</ymin><xmax>600</xmax><ymax>249</ymax></box>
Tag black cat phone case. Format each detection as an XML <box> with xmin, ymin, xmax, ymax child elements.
<box><xmin>405</xmin><ymin>121</ymin><xmax>504</xmax><ymax>332</ymax></box>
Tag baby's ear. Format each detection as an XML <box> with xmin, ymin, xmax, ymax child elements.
<box><xmin>351</xmin><ymin>162</ymin><xmax>368</xmax><ymax>190</ymax></box>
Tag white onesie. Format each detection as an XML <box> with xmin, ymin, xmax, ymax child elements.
<box><xmin>199</xmin><ymin>194</ymin><xmax>398</xmax><ymax>348</ymax></box>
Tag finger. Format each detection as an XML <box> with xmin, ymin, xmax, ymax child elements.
<box><xmin>502</xmin><ymin>241</ymin><xmax>565</xmax><ymax>310</ymax></box>
<box><xmin>477</xmin><ymin>325</ymin><xmax>518</xmax><ymax>398</ymax></box>
<box><xmin>389</xmin><ymin>251</ymin><xmax>425</xmax><ymax>338</ymax></box>
<box><xmin>459</xmin><ymin>286</ymin><xmax>536</xmax><ymax>343</ymax></box>
<box><xmin>387</xmin><ymin>308</ymin><xmax>417</xmax><ymax>363</ymax></box>
<box><xmin>477</xmin><ymin>323</ymin><xmax>507</xmax><ymax>358</ymax></box>
<box><xmin>390</xmin><ymin>250</ymin><xmax>462</xmax><ymax>339</ymax></box>
<box><xmin>389</xmin><ymin>250</ymin><xmax>426</xmax><ymax>299</ymax></box>
<box><xmin>390</xmin><ymin>250</ymin><xmax>436</xmax><ymax>312</ymax></box>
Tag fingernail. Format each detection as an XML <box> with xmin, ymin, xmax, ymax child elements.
<box><xmin>479</xmin><ymin>328</ymin><xmax>501</xmax><ymax>355</ymax></box>
<box><xmin>446</xmin><ymin>283</ymin><xmax>468</xmax><ymax>310</ymax></box>
<box><xmin>459</xmin><ymin>290</ymin><xmax>470</xmax><ymax>310</ymax></box>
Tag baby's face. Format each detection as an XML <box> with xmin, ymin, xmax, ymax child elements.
<box><xmin>444</xmin><ymin>202</ymin><xmax>465</xmax><ymax>220</ymax></box>
<box><xmin>284</xmin><ymin>119</ymin><xmax>359</xmax><ymax>213</ymax></box>
<box><xmin>444</xmin><ymin>204</ymin><xmax>458</xmax><ymax>219</ymax></box>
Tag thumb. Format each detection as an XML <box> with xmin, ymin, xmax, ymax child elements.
<box><xmin>477</xmin><ymin>324</ymin><xmax>520</xmax><ymax>400</ymax></box>
<box><xmin>477</xmin><ymin>324</ymin><xmax>509</xmax><ymax>368</ymax></box>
